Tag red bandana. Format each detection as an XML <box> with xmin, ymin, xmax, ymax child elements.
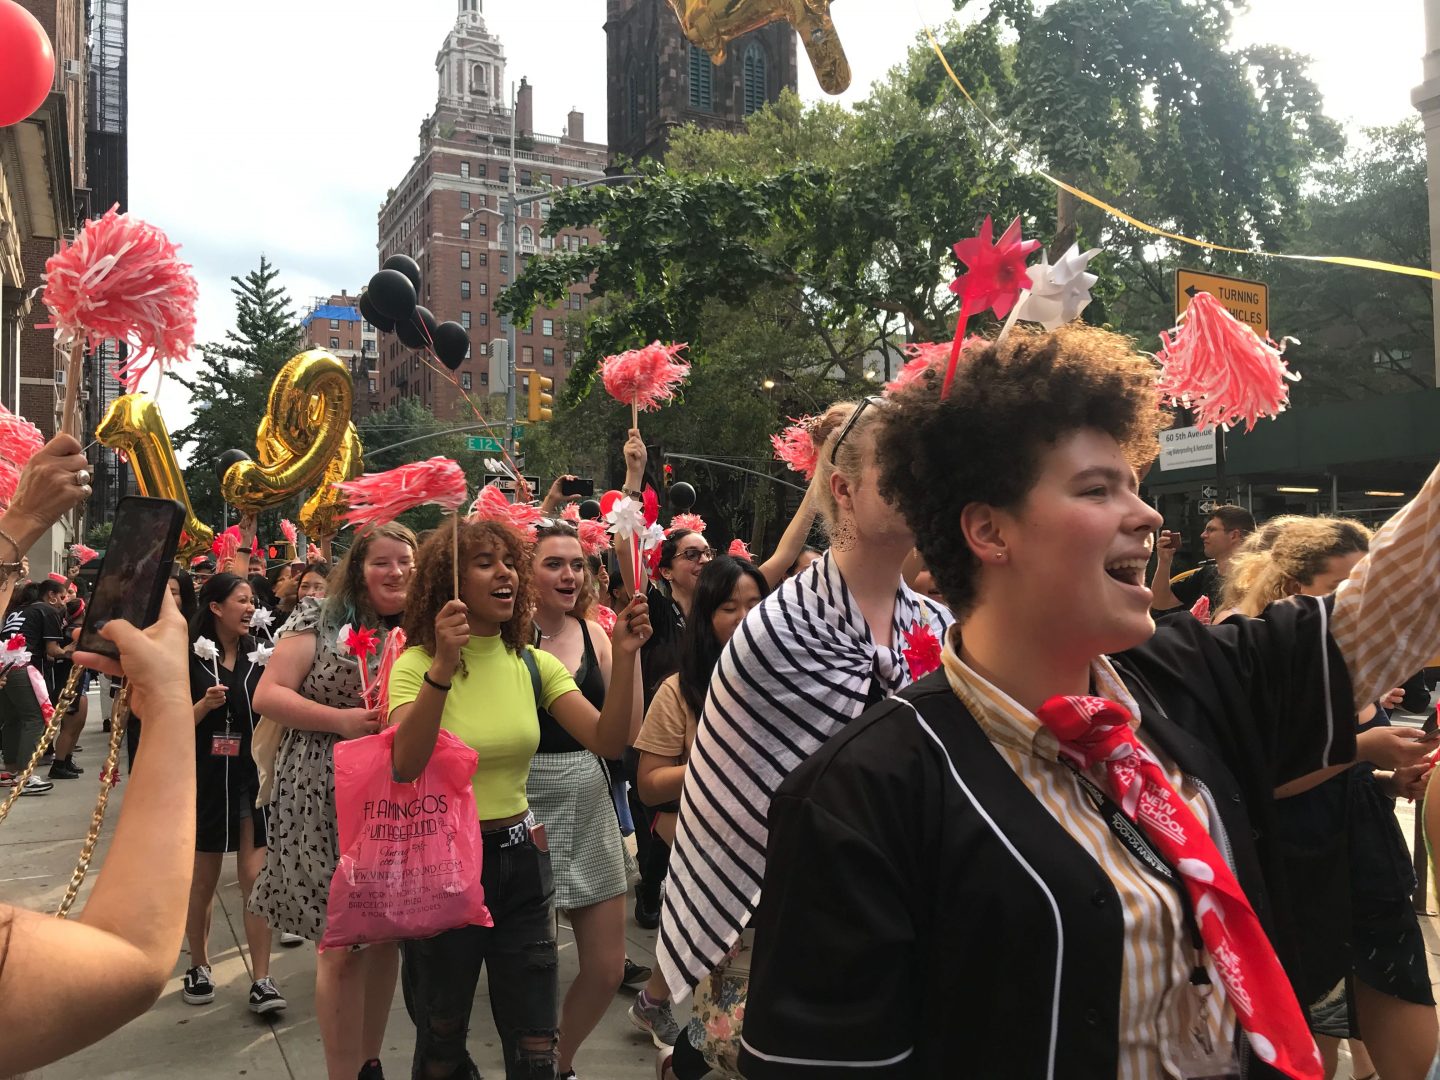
<box><xmin>1034</xmin><ymin>695</ymin><xmax>1321</xmax><ymax>1080</ymax></box>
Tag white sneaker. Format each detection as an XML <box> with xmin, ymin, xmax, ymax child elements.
<box><xmin>20</xmin><ymin>775</ymin><xmax>53</xmax><ymax>796</ymax></box>
<box><xmin>280</xmin><ymin>932</ymin><xmax>304</xmax><ymax>947</ymax></box>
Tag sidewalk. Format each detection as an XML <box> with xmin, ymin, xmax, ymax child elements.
<box><xmin>0</xmin><ymin>699</ymin><xmax>674</xmax><ymax>1079</ymax></box>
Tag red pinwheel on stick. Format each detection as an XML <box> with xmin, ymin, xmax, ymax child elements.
<box><xmin>600</xmin><ymin>342</ymin><xmax>690</xmax><ymax>429</ymax></box>
<box><xmin>338</xmin><ymin>623</ymin><xmax>381</xmax><ymax>706</ymax></box>
<box><xmin>40</xmin><ymin>206</ymin><xmax>199</xmax><ymax>434</ymax></box>
<box><xmin>943</xmin><ymin>216</ymin><xmax>1040</xmax><ymax>399</ymax></box>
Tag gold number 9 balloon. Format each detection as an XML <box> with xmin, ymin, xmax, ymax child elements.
<box><xmin>221</xmin><ymin>349</ymin><xmax>363</xmax><ymax>535</ymax></box>
<box><xmin>96</xmin><ymin>395</ymin><xmax>215</xmax><ymax>561</ymax></box>
<box><xmin>664</xmin><ymin>0</ymin><xmax>850</xmax><ymax>95</ymax></box>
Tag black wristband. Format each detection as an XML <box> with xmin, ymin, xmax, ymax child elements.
<box><xmin>423</xmin><ymin>672</ymin><xmax>452</xmax><ymax>692</ymax></box>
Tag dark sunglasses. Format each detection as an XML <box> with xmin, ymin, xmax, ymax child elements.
<box><xmin>830</xmin><ymin>395</ymin><xmax>886</xmax><ymax>465</ymax></box>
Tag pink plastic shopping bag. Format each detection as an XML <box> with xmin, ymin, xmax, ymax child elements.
<box><xmin>321</xmin><ymin>725</ymin><xmax>492</xmax><ymax>949</ymax></box>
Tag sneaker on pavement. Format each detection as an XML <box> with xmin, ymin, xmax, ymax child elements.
<box><xmin>0</xmin><ymin>772</ymin><xmax>16</xmax><ymax>788</ymax></box>
<box><xmin>622</xmin><ymin>957</ymin><xmax>652</xmax><ymax>990</ymax></box>
<box><xmin>629</xmin><ymin>996</ymin><xmax>682</xmax><ymax>1047</ymax></box>
<box><xmin>48</xmin><ymin>758</ymin><xmax>82</xmax><ymax>780</ymax></box>
<box><xmin>357</xmin><ymin>1059</ymin><xmax>386</xmax><ymax>1080</ymax></box>
<box><xmin>182</xmin><ymin>964</ymin><xmax>215</xmax><ymax>1004</ymax></box>
<box><xmin>280</xmin><ymin>931</ymin><xmax>304</xmax><ymax>947</ymax></box>
<box><xmin>655</xmin><ymin>1046</ymin><xmax>675</xmax><ymax>1080</ymax></box>
<box><xmin>19</xmin><ymin>775</ymin><xmax>53</xmax><ymax>796</ymax></box>
<box><xmin>248</xmin><ymin>977</ymin><xmax>287</xmax><ymax>1014</ymax></box>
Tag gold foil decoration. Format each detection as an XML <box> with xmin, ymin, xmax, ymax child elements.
<box><xmin>665</xmin><ymin>0</ymin><xmax>851</xmax><ymax>95</ymax></box>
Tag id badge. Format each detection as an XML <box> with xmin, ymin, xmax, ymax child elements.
<box><xmin>211</xmin><ymin>733</ymin><xmax>241</xmax><ymax>757</ymax></box>
<box><xmin>529</xmin><ymin>821</ymin><xmax>548</xmax><ymax>853</ymax></box>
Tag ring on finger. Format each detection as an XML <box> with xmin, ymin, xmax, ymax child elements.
<box><xmin>75</xmin><ymin>470</ymin><xmax>91</xmax><ymax>486</ymax></box>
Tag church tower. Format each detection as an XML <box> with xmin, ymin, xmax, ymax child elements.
<box><xmin>605</xmin><ymin>0</ymin><xmax>799</xmax><ymax>165</ymax></box>
<box><xmin>436</xmin><ymin>0</ymin><xmax>508</xmax><ymax>118</ymax></box>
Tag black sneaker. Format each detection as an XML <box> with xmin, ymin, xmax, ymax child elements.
<box><xmin>622</xmin><ymin>957</ymin><xmax>652</xmax><ymax>989</ymax></box>
<box><xmin>47</xmin><ymin>758</ymin><xmax>82</xmax><ymax>780</ymax></box>
<box><xmin>248</xmin><ymin>977</ymin><xmax>287</xmax><ymax>1014</ymax></box>
<box><xmin>182</xmin><ymin>964</ymin><xmax>215</xmax><ymax>1004</ymax></box>
<box><xmin>357</xmin><ymin>1060</ymin><xmax>385</xmax><ymax>1080</ymax></box>
<box><xmin>634</xmin><ymin>884</ymin><xmax>660</xmax><ymax>930</ymax></box>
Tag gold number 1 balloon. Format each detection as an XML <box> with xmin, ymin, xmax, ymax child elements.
<box><xmin>665</xmin><ymin>0</ymin><xmax>851</xmax><ymax>95</ymax></box>
<box><xmin>96</xmin><ymin>394</ymin><xmax>215</xmax><ymax>561</ymax></box>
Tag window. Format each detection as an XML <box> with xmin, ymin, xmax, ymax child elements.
<box><xmin>541</xmin><ymin>173</ymin><xmax>552</xmax><ymax>186</ymax></box>
<box><xmin>461</xmin><ymin>372</ymin><xmax>472</xmax><ymax>390</ymax></box>
<box><xmin>743</xmin><ymin>44</ymin><xmax>768</xmax><ymax>116</ymax></box>
<box><xmin>461</xmin><ymin>191</ymin><xmax>470</xmax><ymax>210</ymax></box>
<box><xmin>362</xmin><ymin>320</ymin><xmax>375</xmax><ymax>333</ymax></box>
<box><xmin>522</xmin><ymin>346</ymin><xmax>534</xmax><ymax>364</ymax></box>
<box><xmin>479</xmin><ymin>253</ymin><xmax>488</xmax><ymax>266</ymax></box>
<box><xmin>461</xmin><ymin>312</ymin><xmax>472</xmax><ymax>330</ymax></box>
<box><xmin>460</xmin><ymin>251</ymin><xmax>470</xmax><ymax>269</ymax></box>
<box><xmin>478</xmin><ymin>282</ymin><xmax>488</xmax><ymax>296</ymax></box>
<box><xmin>329</xmin><ymin>336</ymin><xmax>339</xmax><ymax>349</ymax></box>
<box><xmin>520</xmin><ymin>226</ymin><xmax>534</xmax><ymax>247</ymax></box>
<box><xmin>526</xmin><ymin>318</ymin><xmax>535</xmax><ymax>334</ymax></box>
<box><xmin>478</xmin><ymin>163</ymin><xmax>487</xmax><ymax>178</ymax></box>
<box><xmin>580</xmin><ymin>237</ymin><xmax>590</xmax><ymax>247</ymax></box>
<box><xmin>477</xmin><ymin>222</ymin><xmax>488</xmax><ymax>238</ymax></box>
<box><xmin>460</xmin><ymin>161</ymin><xmax>470</xmax><ymax>180</ymax></box>
<box><xmin>541</xmin><ymin>319</ymin><xmax>553</xmax><ymax>336</ymax></box>
<box><xmin>329</xmin><ymin>318</ymin><xmax>340</xmax><ymax>330</ymax></box>
<box><xmin>689</xmin><ymin>43</ymin><xmax>714</xmax><ymax>110</ymax></box>
<box><xmin>543</xmin><ymin>347</ymin><xmax>555</xmax><ymax>366</ymax></box>
<box><xmin>521</xmin><ymin>169</ymin><xmax>532</xmax><ymax>185</ymax></box>
<box><xmin>568</xmin><ymin>295</ymin><xmax>581</xmax><ymax>311</ymax></box>
<box><xmin>461</xmin><ymin>281</ymin><xmax>471</xmax><ymax>300</ymax></box>
<box><xmin>540</xmin><ymin>200</ymin><xmax>552</xmax><ymax>220</ymax></box>
<box><xmin>627</xmin><ymin>72</ymin><xmax>639</xmax><ymax>134</ymax></box>
<box><xmin>478</xmin><ymin>342</ymin><xmax>489</xmax><ymax>356</ymax></box>
<box><xmin>479</xmin><ymin>312</ymin><xmax>488</xmax><ymax>325</ymax></box>
<box><xmin>480</xmin><ymin>370</ymin><xmax>489</xmax><ymax>384</ymax></box>
<box><xmin>542</xmin><ymin>236</ymin><xmax>553</xmax><ymax>251</ymax></box>
<box><xmin>564</xmin><ymin>349</ymin><xmax>574</xmax><ymax>366</ymax></box>
<box><xmin>499</xmin><ymin>166</ymin><xmax>509</xmax><ymax>183</ymax></box>
<box><xmin>460</xmin><ymin>221</ymin><xmax>470</xmax><ymax>239</ymax></box>
<box><xmin>500</xmin><ymin>257</ymin><xmax>509</xmax><ymax>274</ymax></box>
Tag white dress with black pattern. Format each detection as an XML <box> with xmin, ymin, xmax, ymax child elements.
<box><xmin>247</xmin><ymin>598</ymin><xmax>367</xmax><ymax>942</ymax></box>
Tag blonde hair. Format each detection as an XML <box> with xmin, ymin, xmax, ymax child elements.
<box><xmin>1223</xmin><ymin>515</ymin><xmax>1370</xmax><ymax>616</ymax></box>
<box><xmin>809</xmin><ymin>399</ymin><xmax>885</xmax><ymax>534</ymax></box>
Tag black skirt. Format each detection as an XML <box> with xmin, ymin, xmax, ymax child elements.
<box><xmin>197</xmin><ymin>775</ymin><xmax>268</xmax><ymax>853</ymax></box>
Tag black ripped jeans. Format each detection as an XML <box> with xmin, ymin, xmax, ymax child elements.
<box><xmin>401</xmin><ymin>830</ymin><xmax>558</xmax><ymax>1079</ymax></box>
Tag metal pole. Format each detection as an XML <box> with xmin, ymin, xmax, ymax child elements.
<box><xmin>1330</xmin><ymin>473</ymin><xmax>1339</xmax><ymax>514</ymax></box>
<box><xmin>1412</xmin><ymin>0</ymin><xmax>1440</xmax><ymax>387</ymax></box>
<box><xmin>505</xmin><ymin>84</ymin><xmax>519</xmax><ymax>463</ymax></box>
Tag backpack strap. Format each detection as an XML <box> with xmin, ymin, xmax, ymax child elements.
<box><xmin>521</xmin><ymin>646</ymin><xmax>543</xmax><ymax>710</ymax></box>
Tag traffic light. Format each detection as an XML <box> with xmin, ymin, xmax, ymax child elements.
<box><xmin>526</xmin><ymin>370</ymin><xmax>554</xmax><ymax>423</ymax></box>
<box><xmin>663</xmin><ymin>463</ymin><xmax>674</xmax><ymax>490</ymax></box>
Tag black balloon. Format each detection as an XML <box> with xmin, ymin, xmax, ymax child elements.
<box><xmin>382</xmin><ymin>253</ymin><xmax>422</xmax><ymax>293</ymax></box>
<box><xmin>577</xmin><ymin>499</ymin><xmax>602</xmax><ymax>521</ymax></box>
<box><xmin>396</xmin><ymin>306</ymin><xmax>439</xmax><ymax>350</ymax></box>
<box><xmin>668</xmin><ymin>481</ymin><xmax>697</xmax><ymax>511</ymax></box>
<box><xmin>367</xmin><ymin>269</ymin><xmax>417</xmax><ymax>323</ymax></box>
<box><xmin>216</xmin><ymin>448</ymin><xmax>252</xmax><ymax>484</ymax></box>
<box><xmin>358</xmin><ymin>289</ymin><xmax>394</xmax><ymax>334</ymax></box>
<box><xmin>433</xmin><ymin>321</ymin><xmax>470</xmax><ymax>371</ymax></box>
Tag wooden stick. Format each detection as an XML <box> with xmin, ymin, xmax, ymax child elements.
<box><xmin>60</xmin><ymin>340</ymin><xmax>83</xmax><ymax>439</ymax></box>
<box><xmin>631</xmin><ymin>398</ymin><xmax>639</xmax><ymax>432</ymax></box>
<box><xmin>452</xmin><ymin>512</ymin><xmax>461</xmax><ymax>599</ymax></box>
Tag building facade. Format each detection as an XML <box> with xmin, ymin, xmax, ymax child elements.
<box><xmin>375</xmin><ymin>0</ymin><xmax>607</xmax><ymax>421</ymax></box>
<box><xmin>605</xmin><ymin>0</ymin><xmax>798</xmax><ymax>165</ymax></box>
<box><xmin>301</xmin><ymin>291</ymin><xmax>380</xmax><ymax>421</ymax></box>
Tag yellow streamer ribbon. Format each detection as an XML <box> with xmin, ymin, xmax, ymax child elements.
<box><xmin>922</xmin><ymin>24</ymin><xmax>1440</xmax><ymax>282</ymax></box>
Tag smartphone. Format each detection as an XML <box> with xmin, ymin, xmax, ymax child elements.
<box><xmin>76</xmin><ymin>497</ymin><xmax>185</xmax><ymax>662</ymax></box>
<box><xmin>560</xmin><ymin>477</ymin><xmax>595</xmax><ymax>499</ymax></box>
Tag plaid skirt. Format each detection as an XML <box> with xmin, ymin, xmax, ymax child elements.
<box><xmin>526</xmin><ymin>750</ymin><xmax>628</xmax><ymax>910</ymax></box>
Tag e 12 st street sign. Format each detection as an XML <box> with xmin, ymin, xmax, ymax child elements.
<box><xmin>1175</xmin><ymin>269</ymin><xmax>1268</xmax><ymax>336</ymax></box>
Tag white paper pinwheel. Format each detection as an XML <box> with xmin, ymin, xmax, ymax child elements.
<box><xmin>192</xmin><ymin>636</ymin><xmax>220</xmax><ymax>682</ymax></box>
<box><xmin>640</xmin><ymin>522</ymin><xmax>667</xmax><ymax>556</ymax></box>
<box><xmin>1015</xmin><ymin>244</ymin><xmax>1101</xmax><ymax>330</ymax></box>
<box><xmin>250</xmin><ymin>607</ymin><xmax>275</xmax><ymax>638</ymax></box>
<box><xmin>604</xmin><ymin>496</ymin><xmax>647</xmax><ymax>540</ymax></box>
<box><xmin>248</xmin><ymin>642</ymin><xmax>275</xmax><ymax>667</ymax></box>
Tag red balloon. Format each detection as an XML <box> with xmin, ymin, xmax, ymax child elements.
<box><xmin>599</xmin><ymin>489</ymin><xmax>623</xmax><ymax>518</ymax></box>
<box><xmin>0</xmin><ymin>0</ymin><xmax>54</xmax><ymax>128</ymax></box>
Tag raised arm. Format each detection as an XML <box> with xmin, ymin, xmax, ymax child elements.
<box><xmin>548</xmin><ymin>595</ymin><xmax>650</xmax><ymax>758</ymax></box>
<box><xmin>756</xmin><ymin>486</ymin><xmax>817</xmax><ymax>590</ymax></box>
<box><xmin>613</xmin><ymin>429</ymin><xmax>647</xmax><ymax>601</ymax></box>
<box><xmin>0</xmin><ymin>434</ymin><xmax>92</xmax><ymax>613</ymax></box>
<box><xmin>1148</xmin><ymin>529</ymin><xmax>1182</xmax><ymax>612</ymax></box>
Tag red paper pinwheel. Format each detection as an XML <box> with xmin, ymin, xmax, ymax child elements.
<box><xmin>642</xmin><ymin>487</ymin><xmax>660</xmax><ymax>528</ymax></box>
<box><xmin>600</xmin><ymin>342</ymin><xmax>690</xmax><ymax>426</ymax></box>
<box><xmin>337</xmin><ymin>457</ymin><xmax>469</xmax><ymax>532</ymax></box>
<box><xmin>770</xmin><ymin>417</ymin><xmax>818</xmax><ymax>480</ymax></box>
<box><xmin>942</xmin><ymin>216</ymin><xmax>1041</xmax><ymax>398</ymax></box>
<box><xmin>469</xmin><ymin>484</ymin><xmax>544</xmax><ymax>542</ymax></box>
<box><xmin>669</xmin><ymin>513</ymin><xmax>707</xmax><ymax>536</ymax></box>
<box><xmin>1189</xmin><ymin>595</ymin><xmax>1212</xmax><ymax>623</ymax></box>
<box><xmin>728</xmin><ymin>538</ymin><xmax>754</xmax><ymax>561</ymax></box>
<box><xmin>1156</xmin><ymin>291</ymin><xmax>1298</xmax><ymax>432</ymax></box>
<box><xmin>901</xmin><ymin>623</ymin><xmax>942</xmax><ymax>679</ymax></box>
<box><xmin>41</xmin><ymin>206</ymin><xmax>200</xmax><ymax>393</ymax></box>
<box><xmin>341</xmin><ymin>623</ymin><xmax>380</xmax><ymax>661</ymax></box>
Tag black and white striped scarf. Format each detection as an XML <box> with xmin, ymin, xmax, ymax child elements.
<box><xmin>657</xmin><ymin>551</ymin><xmax>954</xmax><ymax>998</ymax></box>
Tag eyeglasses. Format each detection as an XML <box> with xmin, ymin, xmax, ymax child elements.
<box><xmin>673</xmin><ymin>546</ymin><xmax>716</xmax><ymax>564</ymax></box>
<box><xmin>830</xmin><ymin>395</ymin><xmax>886</xmax><ymax>465</ymax></box>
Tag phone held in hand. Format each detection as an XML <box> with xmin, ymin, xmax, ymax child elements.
<box><xmin>76</xmin><ymin>497</ymin><xmax>185</xmax><ymax>662</ymax></box>
<box><xmin>560</xmin><ymin>477</ymin><xmax>595</xmax><ymax>499</ymax></box>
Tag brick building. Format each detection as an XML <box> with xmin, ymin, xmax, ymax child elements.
<box><xmin>375</xmin><ymin>0</ymin><xmax>607</xmax><ymax>421</ymax></box>
<box><xmin>0</xmin><ymin>0</ymin><xmax>92</xmax><ymax>572</ymax></box>
<box><xmin>605</xmin><ymin>0</ymin><xmax>798</xmax><ymax>165</ymax></box>
<box><xmin>300</xmin><ymin>291</ymin><xmax>379</xmax><ymax>421</ymax></box>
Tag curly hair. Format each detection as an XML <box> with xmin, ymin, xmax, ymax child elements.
<box><xmin>877</xmin><ymin>324</ymin><xmax>1171</xmax><ymax>619</ymax></box>
<box><xmin>322</xmin><ymin>522</ymin><xmax>417</xmax><ymax>631</ymax></box>
<box><xmin>1223</xmin><ymin>516</ymin><xmax>1370</xmax><ymax>616</ymax></box>
<box><xmin>405</xmin><ymin>517</ymin><xmax>534</xmax><ymax>657</ymax></box>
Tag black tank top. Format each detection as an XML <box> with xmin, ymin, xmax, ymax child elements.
<box><xmin>536</xmin><ymin>618</ymin><xmax>606</xmax><ymax>754</ymax></box>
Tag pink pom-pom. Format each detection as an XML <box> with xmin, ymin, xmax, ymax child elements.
<box><xmin>1156</xmin><ymin>292</ymin><xmax>1298</xmax><ymax>432</ymax></box>
<box><xmin>560</xmin><ymin>503</ymin><xmax>581</xmax><ymax>523</ymax></box>
<box><xmin>70</xmin><ymin>543</ymin><xmax>98</xmax><ymax>565</ymax></box>
<box><xmin>40</xmin><ymin>206</ymin><xmax>199</xmax><ymax>392</ymax></box>
<box><xmin>0</xmin><ymin>404</ymin><xmax>43</xmax><ymax>506</ymax></box>
<box><xmin>1189</xmin><ymin>595</ymin><xmax>1212</xmax><ymax>623</ymax></box>
<box><xmin>886</xmin><ymin>337</ymin><xmax>987</xmax><ymax>395</ymax></box>
<box><xmin>577</xmin><ymin>519</ymin><xmax>611</xmax><ymax>559</ymax></box>
<box><xmin>469</xmin><ymin>484</ymin><xmax>544</xmax><ymax>542</ymax></box>
<box><xmin>212</xmin><ymin>525</ymin><xmax>241</xmax><ymax>566</ymax></box>
<box><xmin>337</xmin><ymin>457</ymin><xmax>468</xmax><ymax>532</ymax></box>
<box><xmin>279</xmin><ymin>519</ymin><xmax>298</xmax><ymax>545</ymax></box>
<box><xmin>728</xmin><ymin>538</ymin><xmax>754</xmax><ymax>560</ymax></box>
<box><xmin>770</xmin><ymin>417</ymin><xmax>818</xmax><ymax>480</ymax></box>
<box><xmin>600</xmin><ymin>341</ymin><xmax>690</xmax><ymax>412</ymax></box>
<box><xmin>669</xmin><ymin>513</ymin><xmax>707</xmax><ymax>535</ymax></box>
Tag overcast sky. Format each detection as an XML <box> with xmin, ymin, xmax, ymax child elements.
<box><xmin>127</xmin><ymin>0</ymin><xmax>1428</xmax><ymax>428</ymax></box>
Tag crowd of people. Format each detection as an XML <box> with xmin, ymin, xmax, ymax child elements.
<box><xmin>3</xmin><ymin>322</ymin><xmax>1440</xmax><ymax>1080</ymax></box>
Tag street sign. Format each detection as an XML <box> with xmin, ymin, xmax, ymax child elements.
<box><xmin>1199</xmin><ymin>500</ymin><xmax>1218</xmax><ymax>514</ymax></box>
<box><xmin>1201</xmin><ymin>486</ymin><xmax>1218</xmax><ymax>498</ymax></box>
<box><xmin>494</xmin><ymin>475</ymin><xmax>541</xmax><ymax>494</ymax></box>
<box><xmin>1176</xmin><ymin>269</ymin><xmax>1269</xmax><ymax>336</ymax></box>
<box><xmin>1158</xmin><ymin>425</ymin><xmax>1218</xmax><ymax>472</ymax></box>
<box><xmin>466</xmin><ymin>435</ymin><xmax>503</xmax><ymax>453</ymax></box>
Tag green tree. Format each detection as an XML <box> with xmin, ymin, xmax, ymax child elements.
<box><xmin>171</xmin><ymin>257</ymin><xmax>303</xmax><ymax>529</ymax></box>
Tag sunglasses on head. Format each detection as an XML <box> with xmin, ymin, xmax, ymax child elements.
<box><xmin>830</xmin><ymin>396</ymin><xmax>886</xmax><ymax>465</ymax></box>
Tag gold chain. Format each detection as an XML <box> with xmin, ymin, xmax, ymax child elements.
<box><xmin>55</xmin><ymin>685</ymin><xmax>129</xmax><ymax>918</ymax></box>
<box><xmin>0</xmin><ymin>666</ymin><xmax>83</xmax><ymax>825</ymax></box>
